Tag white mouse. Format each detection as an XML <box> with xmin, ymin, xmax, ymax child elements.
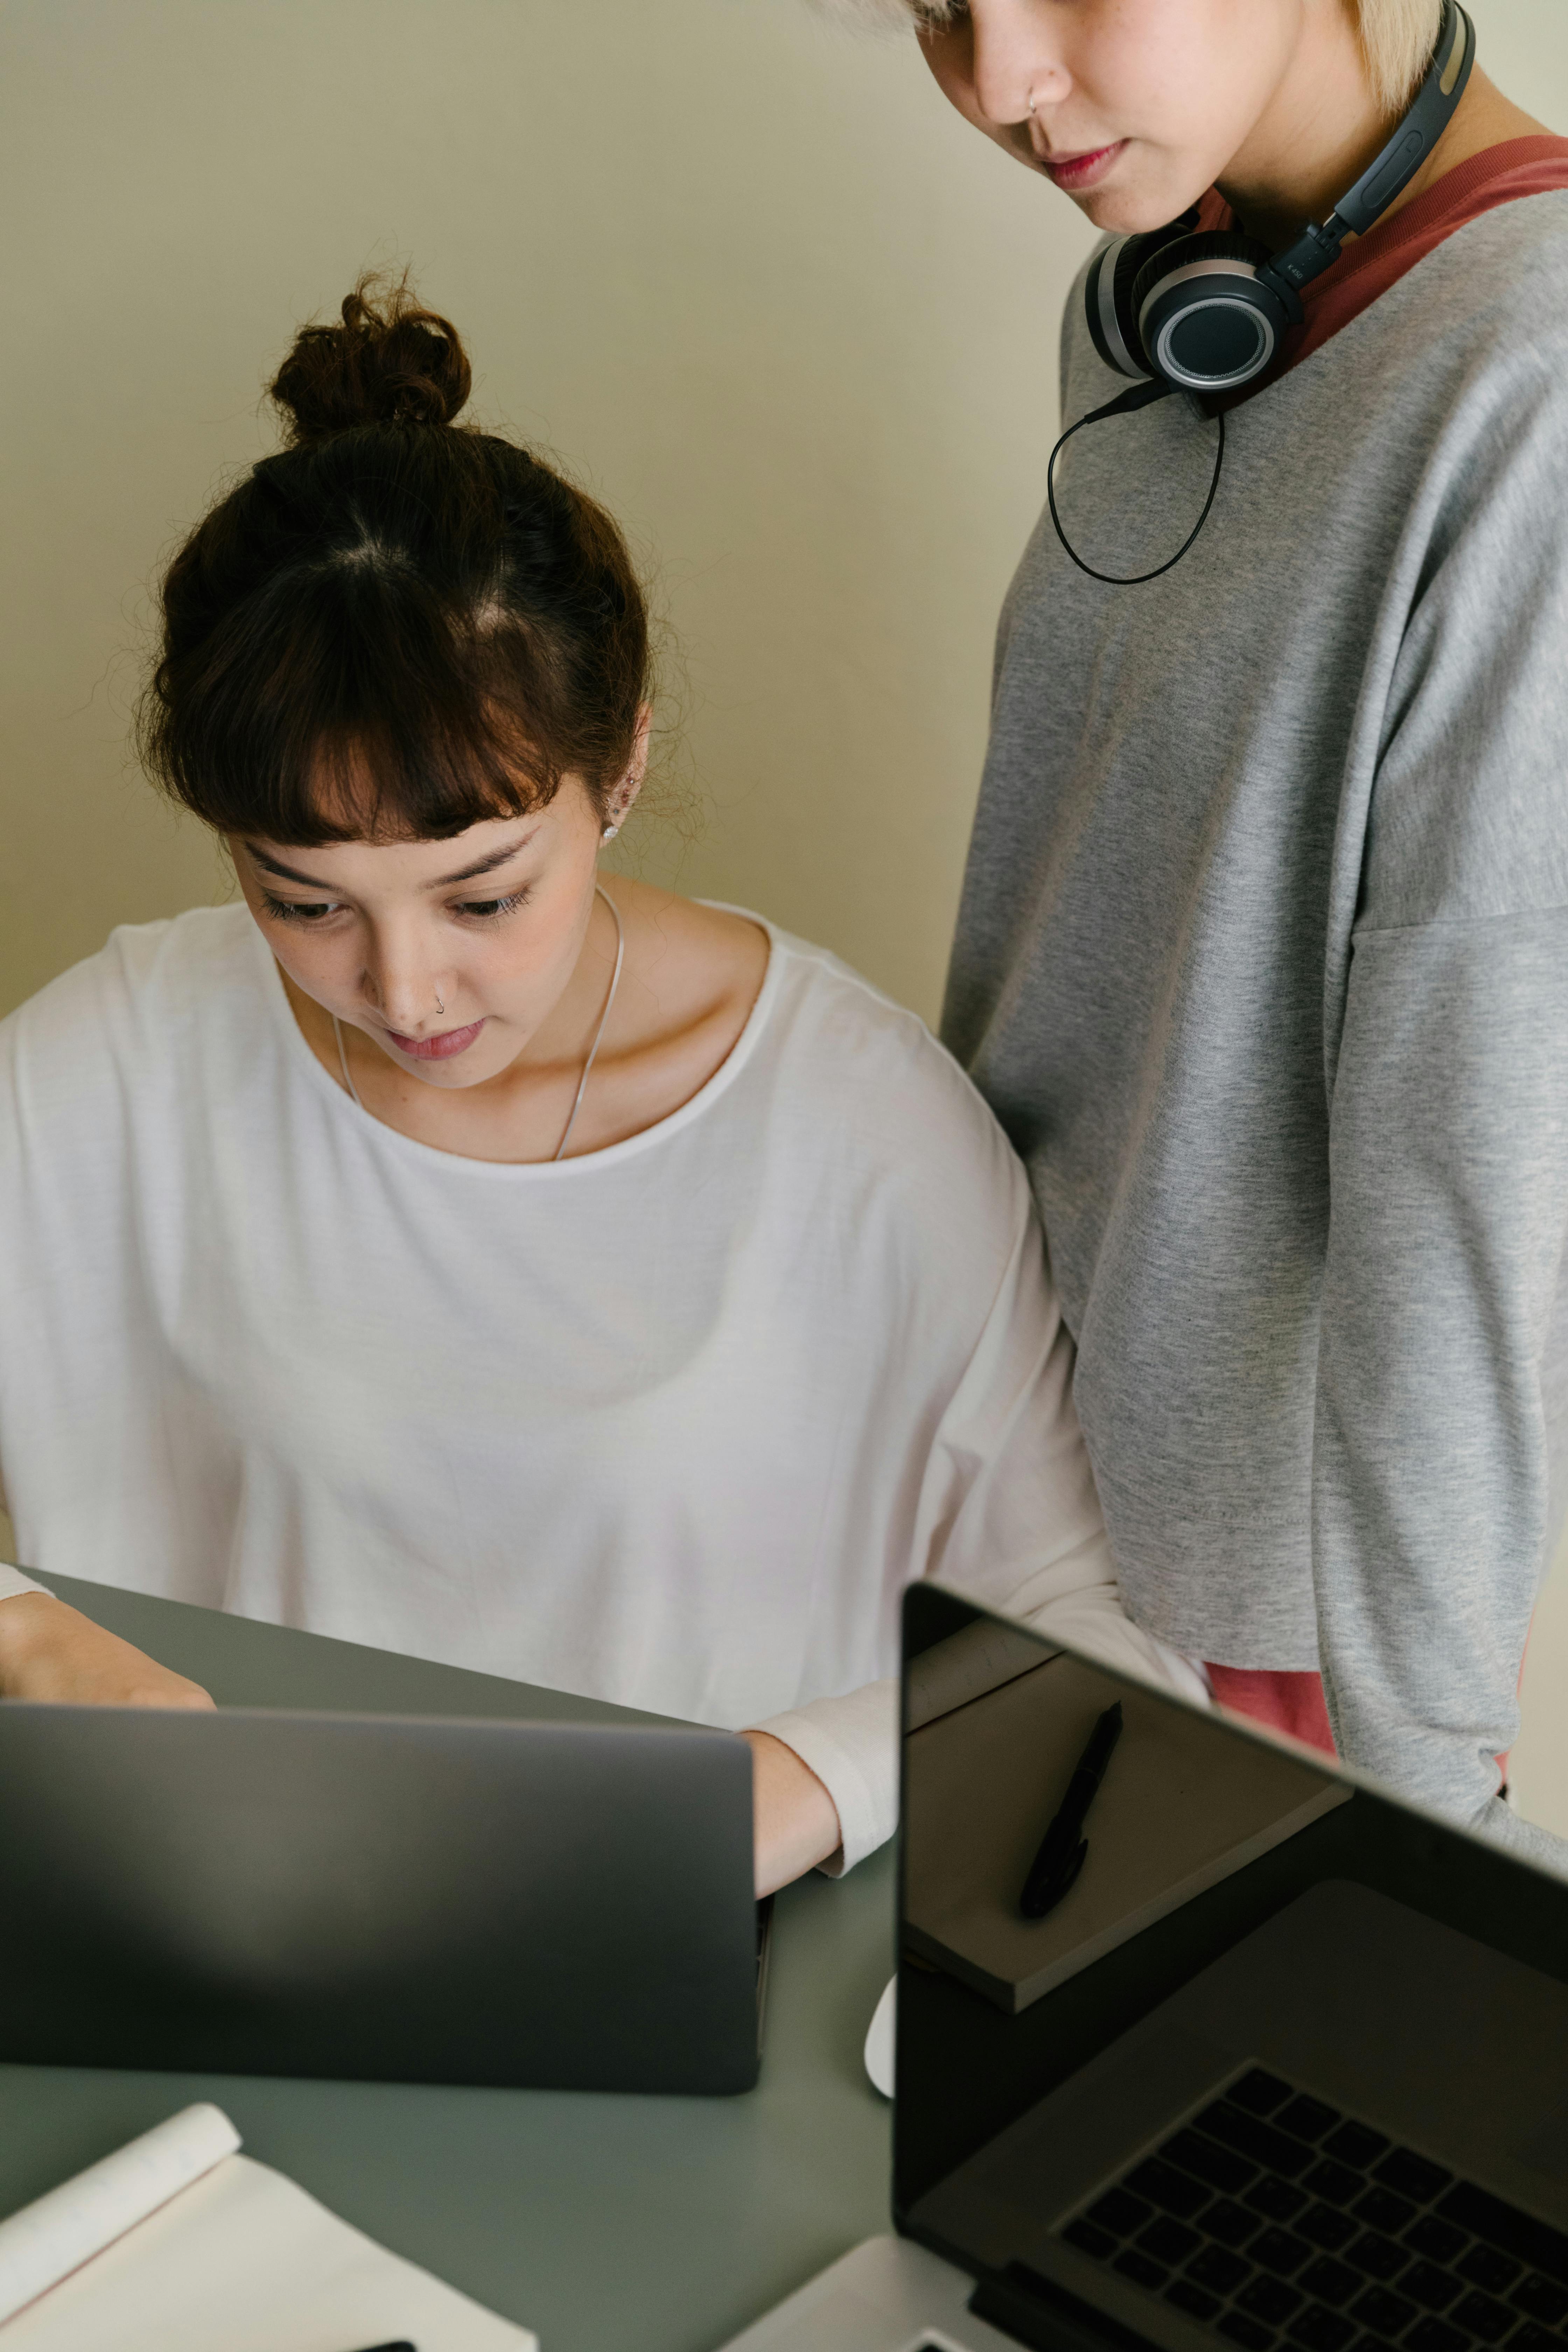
<box><xmin>863</xmin><ymin>1973</ymin><xmax>896</xmax><ymax>2099</ymax></box>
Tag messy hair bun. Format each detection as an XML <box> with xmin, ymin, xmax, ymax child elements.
<box><xmin>140</xmin><ymin>272</ymin><xmax>650</xmax><ymax>846</ymax></box>
<box><xmin>268</xmin><ymin>273</ymin><xmax>473</xmax><ymax>446</ymax></box>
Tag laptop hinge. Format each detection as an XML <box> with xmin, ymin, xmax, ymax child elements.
<box><xmin>970</xmin><ymin>2262</ymin><xmax>1167</xmax><ymax>2352</ymax></box>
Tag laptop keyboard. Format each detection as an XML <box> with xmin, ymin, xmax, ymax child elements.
<box><xmin>1057</xmin><ymin>2066</ymin><xmax>1568</xmax><ymax>2352</ymax></box>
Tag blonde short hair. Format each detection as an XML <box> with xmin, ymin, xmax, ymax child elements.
<box><xmin>826</xmin><ymin>0</ymin><xmax>1445</xmax><ymax>115</ymax></box>
<box><xmin>1357</xmin><ymin>0</ymin><xmax>1444</xmax><ymax>110</ymax></box>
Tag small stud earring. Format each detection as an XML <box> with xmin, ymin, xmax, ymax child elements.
<box><xmin>601</xmin><ymin>821</ymin><xmax>620</xmax><ymax>843</ymax></box>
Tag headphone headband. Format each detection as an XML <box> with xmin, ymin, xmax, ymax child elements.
<box><xmin>1266</xmin><ymin>0</ymin><xmax>1475</xmax><ymax>300</ymax></box>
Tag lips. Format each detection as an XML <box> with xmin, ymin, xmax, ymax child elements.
<box><xmin>383</xmin><ymin>1018</ymin><xmax>486</xmax><ymax>1062</ymax></box>
<box><xmin>1042</xmin><ymin>140</ymin><xmax>1126</xmax><ymax>192</ymax></box>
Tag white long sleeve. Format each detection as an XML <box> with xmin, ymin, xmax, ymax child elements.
<box><xmin>0</xmin><ymin>904</ymin><xmax>1127</xmax><ymax>1834</ymax></box>
<box><xmin>758</xmin><ymin>1208</ymin><xmax>1207</xmax><ymax>1871</ymax></box>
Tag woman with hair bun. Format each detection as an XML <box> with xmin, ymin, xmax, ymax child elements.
<box><xmin>0</xmin><ymin>279</ymin><xmax>1198</xmax><ymax>1893</ymax></box>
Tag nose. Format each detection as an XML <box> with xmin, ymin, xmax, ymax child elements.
<box><xmin>360</xmin><ymin>927</ymin><xmax>448</xmax><ymax>1035</ymax></box>
<box><xmin>967</xmin><ymin>0</ymin><xmax>1070</xmax><ymax>132</ymax></box>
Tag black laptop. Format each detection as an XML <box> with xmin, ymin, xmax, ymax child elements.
<box><xmin>0</xmin><ymin>1699</ymin><xmax>767</xmax><ymax>2093</ymax></box>
<box><xmin>718</xmin><ymin>1583</ymin><xmax>1568</xmax><ymax>2350</ymax></box>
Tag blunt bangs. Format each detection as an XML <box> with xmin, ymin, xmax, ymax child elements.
<box><xmin>141</xmin><ymin>280</ymin><xmax>649</xmax><ymax>850</ymax></box>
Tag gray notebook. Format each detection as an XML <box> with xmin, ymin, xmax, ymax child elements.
<box><xmin>903</xmin><ymin>1652</ymin><xmax>1348</xmax><ymax>2015</ymax></box>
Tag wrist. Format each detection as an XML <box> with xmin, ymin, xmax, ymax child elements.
<box><xmin>0</xmin><ymin>1591</ymin><xmax>70</xmax><ymax>1684</ymax></box>
<box><xmin>744</xmin><ymin>1729</ymin><xmax>844</xmax><ymax>1894</ymax></box>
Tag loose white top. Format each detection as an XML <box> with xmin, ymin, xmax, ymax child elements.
<box><xmin>0</xmin><ymin>906</ymin><xmax>1199</xmax><ymax>1868</ymax></box>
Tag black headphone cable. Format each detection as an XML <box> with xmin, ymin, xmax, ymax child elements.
<box><xmin>1047</xmin><ymin>379</ymin><xmax>1226</xmax><ymax>586</ymax></box>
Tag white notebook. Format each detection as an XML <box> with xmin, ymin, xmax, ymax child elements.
<box><xmin>0</xmin><ymin>2103</ymin><xmax>538</xmax><ymax>2350</ymax></box>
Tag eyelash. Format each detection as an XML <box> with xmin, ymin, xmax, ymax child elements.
<box><xmin>451</xmin><ymin>888</ymin><xmax>532</xmax><ymax>923</ymax></box>
<box><xmin>260</xmin><ymin>888</ymin><xmax>532</xmax><ymax>926</ymax></box>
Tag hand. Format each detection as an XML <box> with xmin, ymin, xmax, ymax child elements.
<box><xmin>742</xmin><ymin>1729</ymin><xmax>842</xmax><ymax>1896</ymax></box>
<box><xmin>0</xmin><ymin>1592</ymin><xmax>215</xmax><ymax>1710</ymax></box>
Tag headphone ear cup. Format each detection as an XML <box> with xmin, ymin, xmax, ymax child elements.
<box><xmin>1130</xmin><ymin>229</ymin><xmax>1273</xmax><ymax>317</ymax></box>
<box><xmin>1132</xmin><ymin>229</ymin><xmax>1289</xmax><ymax>392</ymax></box>
<box><xmin>1085</xmin><ymin>212</ymin><xmax>1200</xmax><ymax>381</ymax></box>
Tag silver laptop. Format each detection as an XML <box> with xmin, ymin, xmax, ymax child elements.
<box><xmin>0</xmin><ymin>1699</ymin><xmax>768</xmax><ymax>2093</ymax></box>
<box><xmin>721</xmin><ymin>1584</ymin><xmax>1568</xmax><ymax>2350</ymax></box>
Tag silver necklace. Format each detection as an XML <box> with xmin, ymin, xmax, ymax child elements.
<box><xmin>332</xmin><ymin>883</ymin><xmax>626</xmax><ymax>1163</ymax></box>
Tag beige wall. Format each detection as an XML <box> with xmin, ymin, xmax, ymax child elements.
<box><xmin>1</xmin><ymin>0</ymin><xmax>1101</xmax><ymax>1032</ymax></box>
<box><xmin>4</xmin><ymin>0</ymin><xmax>1568</xmax><ymax>1795</ymax></box>
<box><xmin>4</xmin><ymin>0</ymin><xmax>1564</xmax><ymax>1028</ymax></box>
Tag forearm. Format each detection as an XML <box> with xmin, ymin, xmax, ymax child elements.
<box><xmin>757</xmin><ymin>1542</ymin><xmax>1210</xmax><ymax>1880</ymax></box>
<box><xmin>755</xmin><ymin>1161</ymin><xmax>1209</xmax><ymax>1881</ymax></box>
<box><xmin>1314</xmin><ymin>917</ymin><xmax>1568</xmax><ymax>1848</ymax></box>
<box><xmin>754</xmin><ymin>1681</ymin><xmax>895</xmax><ymax>1877</ymax></box>
<box><xmin>742</xmin><ymin>1729</ymin><xmax>842</xmax><ymax>1895</ymax></box>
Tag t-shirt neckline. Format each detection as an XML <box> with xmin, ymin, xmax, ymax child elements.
<box><xmin>1196</xmin><ymin>133</ymin><xmax>1568</xmax><ymax>414</ymax></box>
<box><xmin>253</xmin><ymin>899</ymin><xmax>784</xmax><ymax>1179</ymax></box>
<box><xmin>1204</xmin><ymin>133</ymin><xmax>1568</xmax><ymax>291</ymax></box>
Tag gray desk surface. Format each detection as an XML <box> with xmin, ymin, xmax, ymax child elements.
<box><xmin>0</xmin><ymin>1572</ymin><xmax>895</xmax><ymax>2351</ymax></box>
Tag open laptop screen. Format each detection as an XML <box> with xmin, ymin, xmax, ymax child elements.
<box><xmin>896</xmin><ymin>1586</ymin><xmax>1568</xmax><ymax>2351</ymax></box>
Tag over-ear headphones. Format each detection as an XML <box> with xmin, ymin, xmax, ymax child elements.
<box><xmin>1050</xmin><ymin>0</ymin><xmax>1476</xmax><ymax>583</ymax></box>
<box><xmin>1084</xmin><ymin>0</ymin><xmax>1475</xmax><ymax>398</ymax></box>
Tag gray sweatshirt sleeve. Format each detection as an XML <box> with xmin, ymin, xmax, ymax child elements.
<box><xmin>1315</xmin><ymin>915</ymin><xmax>1568</xmax><ymax>1865</ymax></box>
<box><xmin>1313</xmin><ymin>356</ymin><xmax>1568</xmax><ymax>1865</ymax></box>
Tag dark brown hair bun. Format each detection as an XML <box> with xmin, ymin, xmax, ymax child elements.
<box><xmin>268</xmin><ymin>271</ymin><xmax>472</xmax><ymax>446</ymax></box>
<box><xmin>141</xmin><ymin>272</ymin><xmax>650</xmax><ymax>846</ymax></box>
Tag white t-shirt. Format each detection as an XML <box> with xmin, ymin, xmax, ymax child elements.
<box><xmin>0</xmin><ymin>906</ymin><xmax>1201</xmax><ymax>1867</ymax></box>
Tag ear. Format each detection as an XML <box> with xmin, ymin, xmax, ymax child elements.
<box><xmin>604</xmin><ymin>703</ymin><xmax>652</xmax><ymax>831</ymax></box>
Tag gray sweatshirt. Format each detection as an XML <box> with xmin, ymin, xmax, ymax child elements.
<box><xmin>941</xmin><ymin>194</ymin><xmax>1568</xmax><ymax>1865</ymax></box>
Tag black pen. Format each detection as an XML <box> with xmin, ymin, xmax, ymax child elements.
<box><xmin>1019</xmin><ymin>1701</ymin><xmax>1124</xmax><ymax>1920</ymax></box>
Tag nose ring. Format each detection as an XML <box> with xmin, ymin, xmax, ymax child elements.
<box><xmin>435</xmin><ymin>988</ymin><xmax>445</xmax><ymax>1017</ymax></box>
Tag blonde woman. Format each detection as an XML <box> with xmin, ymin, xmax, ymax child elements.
<box><xmin>851</xmin><ymin>0</ymin><xmax>1568</xmax><ymax>1863</ymax></box>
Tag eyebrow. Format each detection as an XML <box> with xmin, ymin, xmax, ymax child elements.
<box><xmin>245</xmin><ymin>832</ymin><xmax>538</xmax><ymax>891</ymax></box>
